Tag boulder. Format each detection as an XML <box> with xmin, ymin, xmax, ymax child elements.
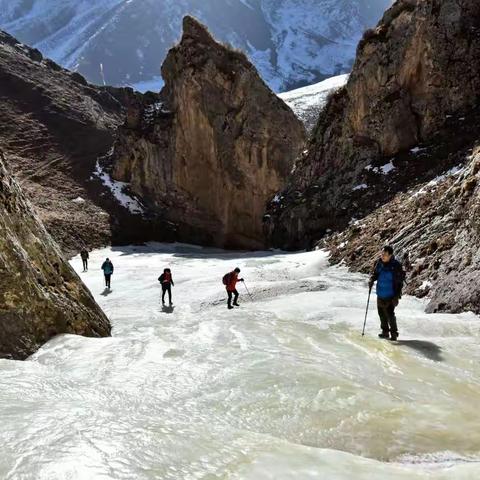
<box><xmin>0</xmin><ymin>152</ymin><xmax>110</xmax><ymax>360</ymax></box>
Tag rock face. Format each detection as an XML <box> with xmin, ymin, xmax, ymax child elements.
<box><xmin>111</xmin><ymin>16</ymin><xmax>306</xmax><ymax>249</ymax></box>
<box><xmin>0</xmin><ymin>152</ymin><xmax>110</xmax><ymax>360</ymax></box>
<box><xmin>324</xmin><ymin>144</ymin><xmax>480</xmax><ymax>314</ymax></box>
<box><xmin>0</xmin><ymin>29</ymin><xmax>161</xmax><ymax>255</ymax></box>
<box><xmin>266</xmin><ymin>0</ymin><xmax>480</xmax><ymax>250</ymax></box>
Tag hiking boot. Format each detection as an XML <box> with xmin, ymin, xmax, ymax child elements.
<box><xmin>233</xmin><ymin>302</ymin><xmax>240</xmax><ymax>307</ymax></box>
<box><xmin>389</xmin><ymin>334</ymin><xmax>398</xmax><ymax>342</ymax></box>
<box><xmin>228</xmin><ymin>305</ymin><xmax>234</xmax><ymax>310</ymax></box>
<box><xmin>378</xmin><ymin>332</ymin><xmax>390</xmax><ymax>340</ymax></box>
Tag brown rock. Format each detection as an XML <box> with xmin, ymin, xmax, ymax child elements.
<box><xmin>0</xmin><ymin>152</ymin><xmax>110</xmax><ymax>360</ymax></box>
<box><xmin>266</xmin><ymin>0</ymin><xmax>480</xmax><ymax>250</ymax></box>
<box><xmin>110</xmin><ymin>16</ymin><xmax>306</xmax><ymax>249</ymax></box>
<box><xmin>0</xmin><ymin>30</ymin><xmax>163</xmax><ymax>255</ymax></box>
<box><xmin>324</xmin><ymin>147</ymin><xmax>480</xmax><ymax>314</ymax></box>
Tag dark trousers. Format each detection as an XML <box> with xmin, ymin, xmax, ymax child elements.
<box><xmin>162</xmin><ymin>284</ymin><xmax>172</xmax><ymax>304</ymax></box>
<box><xmin>227</xmin><ymin>289</ymin><xmax>239</xmax><ymax>307</ymax></box>
<box><xmin>82</xmin><ymin>259</ymin><xmax>88</xmax><ymax>271</ymax></box>
<box><xmin>377</xmin><ymin>297</ymin><xmax>398</xmax><ymax>335</ymax></box>
<box><xmin>104</xmin><ymin>274</ymin><xmax>112</xmax><ymax>288</ymax></box>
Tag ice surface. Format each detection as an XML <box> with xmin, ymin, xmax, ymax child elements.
<box><xmin>0</xmin><ymin>244</ymin><xmax>479</xmax><ymax>478</ymax></box>
<box><xmin>380</xmin><ymin>161</ymin><xmax>395</xmax><ymax>174</ymax></box>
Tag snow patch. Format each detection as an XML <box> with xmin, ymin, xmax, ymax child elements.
<box><xmin>366</xmin><ymin>160</ymin><xmax>396</xmax><ymax>175</ymax></box>
<box><xmin>411</xmin><ymin>146</ymin><xmax>428</xmax><ymax>155</ymax></box>
<box><xmin>420</xmin><ymin>281</ymin><xmax>432</xmax><ymax>290</ymax></box>
<box><xmin>412</xmin><ymin>165</ymin><xmax>464</xmax><ymax>198</ymax></box>
<box><xmin>94</xmin><ymin>161</ymin><xmax>144</xmax><ymax>215</ymax></box>
<box><xmin>279</xmin><ymin>74</ymin><xmax>349</xmax><ymax>129</ymax></box>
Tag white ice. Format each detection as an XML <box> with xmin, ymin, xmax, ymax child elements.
<box><xmin>1</xmin><ymin>244</ymin><xmax>480</xmax><ymax>479</ymax></box>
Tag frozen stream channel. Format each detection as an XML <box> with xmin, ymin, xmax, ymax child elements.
<box><xmin>1</xmin><ymin>244</ymin><xmax>480</xmax><ymax>479</ymax></box>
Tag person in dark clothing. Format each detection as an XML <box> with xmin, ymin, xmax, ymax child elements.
<box><xmin>223</xmin><ymin>268</ymin><xmax>244</xmax><ymax>309</ymax></box>
<box><xmin>158</xmin><ymin>268</ymin><xmax>175</xmax><ymax>305</ymax></box>
<box><xmin>80</xmin><ymin>248</ymin><xmax>89</xmax><ymax>272</ymax></box>
<box><xmin>101</xmin><ymin>258</ymin><xmax>114</xmax><ymax>289</ymax></box>
<box><xmin>369</xmin><ymin>246</ymin><xmax>405</xmax><ymax>341</ymax></box>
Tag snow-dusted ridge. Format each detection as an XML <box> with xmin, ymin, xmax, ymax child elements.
<box><xmin>0</xmin><ymin>0</ymin><xmax>390</xmax><ymax>92</ymax></box>
<box><xmin>279</xmin><ymin>73</ymin><xmax>349</xmax><ymax>130</ymax></box>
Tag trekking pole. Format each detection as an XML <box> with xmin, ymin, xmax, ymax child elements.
<box><xmin>243</xmin><ymin>281</ymin><xmax>254</xmax><ymax>300</ymax></box>
<box><xmin>362</xmin><ymin>286</ymin><xmax>372</xmax><ymax>337</ymax></box>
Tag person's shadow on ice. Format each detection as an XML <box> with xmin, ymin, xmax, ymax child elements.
<box><xmin>162</xmin><ymin>305</ymin><xmax>175</xmax><ymax>314</ymax></box>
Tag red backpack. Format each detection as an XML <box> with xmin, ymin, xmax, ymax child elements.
<box><xmin>222</xmin><ymin>273</ymin><xmax>231</xmax><ymax>285</ymax></box>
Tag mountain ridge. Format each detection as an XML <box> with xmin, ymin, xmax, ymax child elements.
<box><xmin>0</xmin><ymin>0</ymin><xmax>391</xmax><ymax>92</ymax></box>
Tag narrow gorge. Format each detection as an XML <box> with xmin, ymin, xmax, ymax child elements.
<box><xmin>266</xmin><ymin>0</ymin><xmax>480</xmax><ymax>313</ymax></box>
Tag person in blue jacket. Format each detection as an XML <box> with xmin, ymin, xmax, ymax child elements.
<box><xmin>369</xmin><ymin>246</ymin><xmax>405</xmax><ymax>341</ymax></box>
<box><xmin>101</xmin><ymin>258</ymin><xmax>114</xmax><ymax>289</ymax></box>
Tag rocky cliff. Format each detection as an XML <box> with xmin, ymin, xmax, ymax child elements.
<box><xmin>0</xmin><ymin>30</ymin><xmax>161</xmax><ymax>255</ymax></box>
<box><xmin>324</xmin><ymin>143</ymin><xmax>480</xmax><ymax>314</ymax></box>
<box><xmin>0</xmin><ymin>152</ymin><xmax>110</xmax><ymax>360</ymax></box>
<box><xmin>110</xmin><ymin>16</ymin><xmax>306</xmax><ymax>249</ymax></box>
<box><xmin>267</xmin><ymin>0</ymin><xmax>480</xmax><ymax>314</ymax></box>
<box><xmin>266</xmin><ymin>0</ymin><xmax>480</xmax><ymax>250</ymax></box>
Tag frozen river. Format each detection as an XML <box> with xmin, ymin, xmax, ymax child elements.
<box><xmin>1</xmin><ymin>244</ymin><xmax>480</xmax><ymax>479</ymax></box>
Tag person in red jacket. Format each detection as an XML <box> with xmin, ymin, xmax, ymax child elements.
<box><xmin>223</xmin><ymin>268</ymin><xmax>244</xmax><ymax>309</ymax></box>
<box><xmin>158</xmin><ymin>268</ymin><xmax>174</xmax><ymax>306</ymax></box>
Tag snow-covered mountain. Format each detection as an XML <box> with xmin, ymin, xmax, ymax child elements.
<box><xmin>279</xmin><ymin>74</ymin><xmax>349</xmax><ymax>131</ymax></box>
<box><xmin>0</xmin><ymin>0</ymin><xmax>391</xmax><ymax>92</ymax></box>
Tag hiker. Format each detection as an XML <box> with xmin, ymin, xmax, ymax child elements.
<box><xmin>369</xmin><ymin>245</ymin><xmax>405</xmax><ymax>341</ymax></box>
<box><xmin>223</xmin><ymin>268</ymin><xmax>244</xmax><ymax>310</ymax></box>
<box><xmin>158</xmin><ymin>268</ymin><xmax>174</xmax><ymax>305</ymax></box>
<box><xmin>101</xmin><ymin>258</ymin><xmax>114</xmax><ymax>289</ymax></box>
<box><xmin>80</xmin><ymin>248</ymin><xmax>89</xmax><ymax>272</ymax></box>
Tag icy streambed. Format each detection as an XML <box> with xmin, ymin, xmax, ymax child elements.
<box><xmin>1</xmin><ymin>244</ymin><xmax>480</xmax><ymax>479</ymax></box>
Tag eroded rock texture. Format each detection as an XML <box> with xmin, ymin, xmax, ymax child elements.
<box><xmin>0</xmin><ymin>30</ymin><xmax>156</xmax><ymax>255</ymax></box>
<box><xmin>324</xmin><ymin>146</ymin><xmax>480</xmax><ymax>314</ymax></box>
<box><xmin>0</xmin><ymin>153</ymin><xmax>110</xmax><ymax>360</ymax></box>
<box><xmin>110</xmin><ymin>16</ymin><xmax>306</xmax><ymax>249</ymax></box>
<box><xmin>266</xmin><ymin>0</ymin><xmax>480</xmax><ymax>250</ymax></box>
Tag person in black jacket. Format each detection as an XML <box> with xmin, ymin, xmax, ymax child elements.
<box><xmin>158</xmin><ymin>268</ymin><xmax>174</xmax><ymax>305</ymax></box>
<box><xmin>80</xmin><ymin>248</ymin><xmax>89</xmax><ymax>272</ymax></box>
<box><xmin>369</xmin><ymin>245</ymin><xmax>405</xmax><ymax>341</ymax></box>
<box><xmin>101</xmin><ymin>258</ymin><xmax>114</xmax><ymax>289</ymax></box>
